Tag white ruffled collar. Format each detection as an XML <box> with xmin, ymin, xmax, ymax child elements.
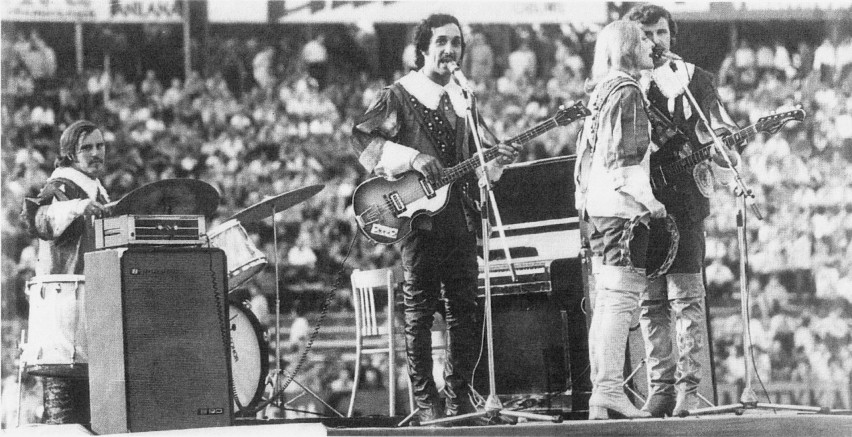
<box><xmin>50</xmin><ymin>166</ymin><xmax>110</xmax><ymax>202</ymax></box>
<box><xmin>651</xmin><ymin>60</ymin><xmax>695</xmax><ymax>99</ymax></box>
<box><xmin>397</xmin><ymin>70</ymin><xmax>467</xmax><ymax>117</ymax></box>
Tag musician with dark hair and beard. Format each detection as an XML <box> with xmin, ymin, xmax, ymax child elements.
<box><xmin>625</xmin><ymin>3</ymin><xmax>742</xmax><ymax>417</ymax></box>
<box><xmin>351</xmin><ymin>13</ymin><xmax>520</xmax><ymax>425</ymax></box>
<box><xmin>20</xmin><ymin>119</ymin><xmax>111</xmax><ymax>425</ymax></box>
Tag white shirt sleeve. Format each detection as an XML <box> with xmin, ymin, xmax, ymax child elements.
<box><xmin>373</xmin><ymin>141</ymin><xmax>420</xmax><ymax>178</ymax></box>
<box><xmin>43</xmin><ymin>199</ymin><xmax>89</xmax><ymax>237</ymax></box>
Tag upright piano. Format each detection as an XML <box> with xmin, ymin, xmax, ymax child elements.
<box><xmin>473</xmin><ymin>156</ymin><xmax>592</xmax><ymax>410</ymax></box>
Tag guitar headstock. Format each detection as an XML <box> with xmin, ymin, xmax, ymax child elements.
<box><xmin>756</xmin><ymin>107</ymin><xmax>806</xmax><ymax>135</ymax></box>
<box><xmin>555</xmin><ymin>101</ymin><xmax>592</xmax><ymax>126</ymax></box>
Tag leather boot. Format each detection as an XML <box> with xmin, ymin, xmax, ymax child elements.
<box><xmin>587</xmin><ymin>266</ymin><xmax>651</xmax><ymax>420</ymax></box>
<box><xmin>639</xmin><ymin>297</ymin><xmax>677</xmax><ymax>418</ymax></box>
<box><xmin>672</xmin><ymin>295</ymin><xmax>706</xmax><ymax>396</ymax></box>
<box><xmin>413</xmin><ymin>396</ymin><xmax>446</xmax><ymax>426</ymax></box>
<box><xmin>672</xmin><ymin>390</ymin><xmax>700</xmax><ymax>417</ymax></box>
<box><xmin>445</xmin><ymin>388</ymin><xmax>478</xmax><ymax>417</ymax></box>
<box><xmin>641</xmin><ymin>388</ymin><xmax>676</xmax><ymax>418</ymax></box>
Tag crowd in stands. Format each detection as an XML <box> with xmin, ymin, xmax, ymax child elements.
<box><xmin>2</xmin><ymin>22</ymin><xmax>851</xmax><ymax>423</ymax></box>
<box><xmin>705</xmin><ymin>37</ymin><xmax>852</xmax><ymax>400</ymax></box>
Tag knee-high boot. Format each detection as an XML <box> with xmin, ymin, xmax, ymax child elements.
<box><xmin>588</xmin><ymin>265</ymin><xmax>651</xmax><ymax>420</ymax></box>
<box><xmin>671</xmin><ymin>294</ymin><xmax>706</xmax><ymax>416</ymax></box>
<box><xmin>586</xmin><ymin>255</ymin><xmax>603</xmax><ymax>394</ymax></box>
<box><xmin>639</xmin><ymin>294</ymin><xmax>676</xmax><ymax>417</ymax></box>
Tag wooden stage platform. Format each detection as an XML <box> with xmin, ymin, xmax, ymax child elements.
<box><xmin>6</xmin><ymin>411</ymin><xmax>851</xmax><ymax>437</ymax></box>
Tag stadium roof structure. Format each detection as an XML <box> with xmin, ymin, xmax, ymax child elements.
<box><xmin>666</xmin><ymin>0</ymin><xmax>852</xmax><ymax>21</ymax></box>
<box><xmin>276</xmin><ymin>1</ymin><xmax>608</xmax><ymax>25</ymax></box>
<box><xmin>275</xmin><ymin>0</ymin><xmax>852</xmax><ymax>25</ymax></box>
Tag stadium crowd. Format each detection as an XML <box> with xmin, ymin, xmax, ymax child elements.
<box><xmin>2</xmin><ymin>22</ymin><xmax>851</xmax><ymax>423</ymax></box>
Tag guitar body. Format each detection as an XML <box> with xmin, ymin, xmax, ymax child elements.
<box><xmin>650</xmin><ymin>134</ymin><xmax>713</xmax><ymax>199</ymax></box>
<box><xmin>352</xmin><ymin>171</ymin><xmax>452</xmax><ymax>245</ymax></box>
<box><xmin>650</xmin><ymin>137</ymin><xmax>692</xmax><ymax>199</ymax></box>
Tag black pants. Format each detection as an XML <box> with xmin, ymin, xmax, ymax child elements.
<box><xmin>399</xmin><ymin>193</ymin><xmax>480</xmax><ymax>407</ymax></box>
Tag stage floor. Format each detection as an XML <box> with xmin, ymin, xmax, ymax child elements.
<box><xmin>325</xmin><ymin>411</ymin><xmax>851</xmax><ymax>437</ymax></box>
<box><xmin>6</xmin><ymin>410</ymin><xmax>851</xmax><ymax>436</ymax></box>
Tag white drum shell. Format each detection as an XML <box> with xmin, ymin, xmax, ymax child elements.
<box><xmin>208</xmin><ymin>220</ymin><xmax>267</xmax><ymax>290</ymax></box>
<box><xmin>23</xmin><ymin>275</ymin><xmax>88</xmax><ymax>376</ymax></box>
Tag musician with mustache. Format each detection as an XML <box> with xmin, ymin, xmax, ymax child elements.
<box><xmin>21</xmin><ymin>119</ymin><xmax>111</xmax><ymax>424</ymax></box>
<box><xmin>626</xmin><ymin>4</ymin><xmax>741</xmax><ymax>417</ymax></box>
<box><xmin>351</xmin><ymin>14</ymin><xmax>520</xmax><ymax>425</ymax></box>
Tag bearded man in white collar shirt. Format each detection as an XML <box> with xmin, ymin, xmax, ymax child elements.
<box><xmin>351</xmin><ymin>14</ymin><xmax>520</xmax><ymax>425</ymax></box>
<box><xmin>24</xmin><ymin>119</ymin><xmax>111</xmax><ymax>276</ymax></box>
<box><xmin>21</xmin><ymin>119</ymin><xmax>111</xmax><ymax>425</ymax></box>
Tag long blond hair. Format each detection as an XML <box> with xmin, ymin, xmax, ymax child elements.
<box><xmin>586</xmin><ymin>20</ymin><xmax>646</xmax><ymax>91</ymax></box>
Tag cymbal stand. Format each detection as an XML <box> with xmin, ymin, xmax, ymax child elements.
<box><xmin>666</xmin><ymin>59</ymin><xmax>828</xmax><ymax>417</ymax></box>
<box><xmin>256</xmin><ymin>203</ymin><xmax>342</xmax><ymax>418</ymax></box>
<box><xmin>271</xmin><ymin>203</ymin><xmax>283</xmax><ymax>410</ymax></box>
<box><xmin>420</xmin><ymin>82</ymin><xmax>560</xmax><ymax>427</ymax></box>
<box><xmin>15</xmin><ymin>329</ymin><xmax>27</xmax><ymax>427</ymax></box>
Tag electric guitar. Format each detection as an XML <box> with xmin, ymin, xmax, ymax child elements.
<box><xmin>352</xmin><ymin>101</ymin><xmax>590</xmax><ymax>245</ymax></box>
<box><xmin>649</xmin><ymin>108</ymin><xmax>806</xmax><ymax>197</ymax></box>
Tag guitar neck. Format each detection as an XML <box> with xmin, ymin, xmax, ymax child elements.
<box><xmin>435</xmin><ymin>118</ymin><xmax>560</xmax><ymax>188</ymax></box>
<box><xmin>665</xmin><ymin>124</ymin><xmax>758</xmax><ymax>177</ymax></box>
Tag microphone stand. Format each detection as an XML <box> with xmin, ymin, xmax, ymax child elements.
<box><xmin>420</xmin><ymin>78</ymin><xmax>561</xmax><ymax>426</ymax></box>
<box><xmin>663</xmin><ymin>59</ymin><xmax>828</xmax><ymax>417</ymax></box>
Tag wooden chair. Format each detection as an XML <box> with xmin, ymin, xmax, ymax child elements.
<box><xmin>347</xmin><ymin>266</ymin><xmax>408</xmax><ymax>417</ymax></box>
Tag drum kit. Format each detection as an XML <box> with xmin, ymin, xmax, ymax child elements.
<box><xmin>21</xmin><ymin>178</ymin><xmax>326</xmax><ymax>418</ymax></box>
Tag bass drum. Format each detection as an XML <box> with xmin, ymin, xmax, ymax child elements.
<box><xmin>229</xmin><ymin>298</ymin><xmax>269</xmax><ymax>414</ymax></box>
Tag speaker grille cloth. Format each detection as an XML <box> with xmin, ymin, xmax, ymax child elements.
<box><xmin>121</xmin><ymin>249</ymin><xmax>231</xmax><ymax>431</ymax></box>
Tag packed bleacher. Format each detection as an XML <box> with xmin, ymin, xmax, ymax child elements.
<box><xmin>2</xmin><ymin>22</ymin><xmax>851</xmax><ymax>424</ymax></box>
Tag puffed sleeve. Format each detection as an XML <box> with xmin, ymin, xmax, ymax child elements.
<box><xmin>24</xmin><ymin>180</ymin><xmax>88</xmax><ymax>241</ymax></box>
<box><xmin>351</xmin><ymin>87</ymin><xmax>417</xmax><ymax>176</ymax></box>
<box><xmin>606</xmin><ymin>85</ymin><xmax>651</xmax><ymax>170</ymax></box>
<box><xmin>607</xmin><ymin>85</ymin><xmax>658</xmax><ymax>212</ymax></box>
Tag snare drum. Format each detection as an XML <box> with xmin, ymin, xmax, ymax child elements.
<box><xmin>23</xmin><ymin>275</ymin><xmax>88</xmax><ymax>378</ymax></box>
<box><xmin>229</xmin><ymin>299</ymin><xmax>269</xmax><ymax>413</ymax></box>
<box><xmin>208</xmin><ymin>219</ymin><xmax>268</xmax><ymax>290</ymax></box>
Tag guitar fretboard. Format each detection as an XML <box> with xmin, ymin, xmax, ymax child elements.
<box><xmin>664</xmin><ymin>124</ymin><xmax>758</xmax><ymax>178</ymax></box>
<box><xmin>436</xmin><ymin>118</ymin><xmax>560</xmax><ymax>188</ymax></box>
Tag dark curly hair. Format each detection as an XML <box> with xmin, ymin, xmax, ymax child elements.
<box><xmin>56</xmin><ymin>120</ymin><xmax>99</xmax><ymax>168</ymax></box>
<box><xmin>413</xmin><ymin>14</ymin><xmax>465</xmax><ymax>70</ymax></box>
<box><xmin>624</xmin><ymin>3</ymin><xmax>678</xmax><ymax>47</ymax></box>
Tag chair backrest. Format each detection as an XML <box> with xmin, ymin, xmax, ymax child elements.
<box><xmin>350</xmin><ymin>267</ymin><xmax>403</xmax><ymax>337</ymax></box>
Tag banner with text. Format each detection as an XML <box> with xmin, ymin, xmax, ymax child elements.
<box><xmin>1</xmin><ymin>0</ymin><xmax>182</xmax><ymax>23</ymax></box>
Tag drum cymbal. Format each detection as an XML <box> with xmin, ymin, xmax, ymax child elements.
<box><xmin>228</xmin><ymin>184</ymin><xmax>324</xmax><ymax>224</ymax></box>
<box><xmin>111</xmin><ymin>179</ymin><xmax>220</xmax><ymax>218</ymax></box>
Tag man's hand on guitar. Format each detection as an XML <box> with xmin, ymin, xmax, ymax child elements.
<box><xmin>708</xmin><ymin>136</ymin><xmax>741</xmax><ymax>169</ymax></box>
<box><xmin>411</xmin><ymin>153</ymin><xmax>443</xmax><ymax>183</ymax></box>
<box><xmin>495</xmin><ymin>142</ymin><xmax>521</xmax><ymax>166</ymax></box>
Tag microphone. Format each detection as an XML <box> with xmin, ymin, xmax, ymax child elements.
<box><xmin>445</xmin><ymin>61</ymin><xmax>472</xmax><ymax>90</ymax></box>
<box><xmin>652</xmin><ymin>46</ymin><xmax>682</xmax><ymax>62</ymax></box>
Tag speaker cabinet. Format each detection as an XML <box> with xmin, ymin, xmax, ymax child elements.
<box><xmin>85</xmin><ymin>247</ymin><xmax>233</xmax><ymax>434</ymax></box>
<box><xmin>473</xmin><ymin>292</ymin><xmax>569</xmax><ymax>395</ymax></box>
